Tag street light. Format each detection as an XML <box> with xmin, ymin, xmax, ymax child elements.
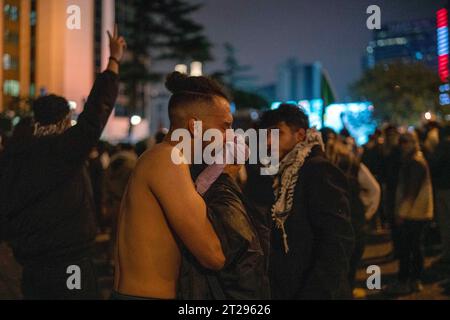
<box><xmin>190</xmin><ymin>61</ymin><xmax>203</xmax><ymax>76</ymax></box>
<box><xmin>131</xmin><ymin>115</ymin><xmax>142</xmax><ymax>126</ymax></box>
<box><xmin>175</xmin><ymin>64</ymin><xmax>188</xmax><ymax>74</ymax></box>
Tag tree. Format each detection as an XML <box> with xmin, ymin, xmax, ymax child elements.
<box><xmin>222</xmin><ymin>43</ymin><xmax>254</xmax><ymax>88</ymax></box>
<box><xmin>118</xmin><ymin>0</ymin><xmax>212</xmax><ymax>117</ymax></box>
<box><xmin>212</xmin><ymin>43</ymin><xmax>268</xmax><ymax>110</ymax></box>
<box><xmin>351</xmin><ymin>62</ymin><xmax>440</xmax><ymax>124</ymax></box>
<box><xmin>156</xmin><ymin>0</ymin><xmax>212</xmax><ymax>63</ymax></box>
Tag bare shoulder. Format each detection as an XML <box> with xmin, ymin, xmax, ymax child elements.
<box><xmin>135</xmin><ymin>143</ymin><xmax>189</xmax><ymax>181</ymax></box>
<box><xmin>139</xmin><ymin>143</ymin><xmax>186</xmax><ymax>167</ymax></box>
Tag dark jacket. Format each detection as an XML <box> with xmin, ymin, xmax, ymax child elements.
<box><xmin>178</xmin><ymin>174</ymin><xmax>271</xmax><ymax>300</ymax></box>
<box><xmin>270</xmin><ymin>146</ymin><xmax>354</xmax><ymax>300</ymax></box>
<box><xmin>0</xmin><ymin>71</ymin><xmax>119</xmax><ymax>266</ymax></box>
<box><xmin>430</xmin><ymin>140</ymin><xmax>450</xmax><ymax>190</ymax></box>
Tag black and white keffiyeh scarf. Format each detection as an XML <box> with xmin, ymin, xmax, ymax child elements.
<box><xmin>272</xmin><ymin>128</ymin><xmax>324</xmax><ymax>254</ymax></box>
<box><xmin>33</xmin><ymin>113</ymin><xmax>72</xmax><ymax>137</ymax></box>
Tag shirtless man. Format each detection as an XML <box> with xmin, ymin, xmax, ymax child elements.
<box><xmin>114</xmin><ymin>72</ymin><xmax>233</xmax><ymax>299</ymax></box>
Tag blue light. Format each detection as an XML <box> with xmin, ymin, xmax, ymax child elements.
<box><xmin>438</xmin><ymin>27</ymin><xmax>449</xmax><ymax>56</ymax></box>
<box><xmin>415</xmin><ymin>52</ymin><xmax>423</xmax><ymax>60</ymax></box>
<box><xmin>440</xmin><ymin>93</ymin><xmax>450</xmax><ymax>105</ymax></box>
<box><xmin>440</xmin><ymin>84</ymin><xmax>450</xmax><ymax>92</ymax></box>
<box><xmin>271</xmin><ymin>102</ymin><xmax>282</xmax><ymax>110</ymax></box>
<box><xmin>230</xmin><ymin>102</ymin><xmax>237</xmax><ymax>114</ymax></box>
<box><xmin>324</xmin><ymin>102</ymin><xmax>377</xmax><ymax>145</ymax></box>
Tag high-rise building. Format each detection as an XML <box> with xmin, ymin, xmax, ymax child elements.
<box><xmin>365</xmin><ymin>18</ymin><xmax>437</xmax><ymax>70</ymax></box>
<box><xmin>1</xmin><ymin>0</ymin><xmax>31</xmax><ymax>111</ymax></box>
<box><xmin>0</xmin><ymin>0</ymin><xmax>115</xmax><ymax>113</ymax></box>
<box><xmin>275</xmin><ymin>58</ymin><xmax>337</xmax><ymax>105</ymax></box>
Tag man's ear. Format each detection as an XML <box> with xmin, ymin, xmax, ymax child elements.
<box><xmin>295</xmin><ymin>128</ymin><xmax>306</xmax><ymax>143</ymax></box>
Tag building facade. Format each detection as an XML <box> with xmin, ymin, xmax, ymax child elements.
<box><xmin>0</xmin><ymin>0</ymin><xmax>115</xmax><ymax>113</ymax></box>
<box><xmin>365</xmin><ymin>18</ymin><xmax>437</xmax><ymax>70</ymax></box>
<box><xmin>275</xmin><ymin>58</ymin><xmax>337</xmax><ymax>106</ymax></box>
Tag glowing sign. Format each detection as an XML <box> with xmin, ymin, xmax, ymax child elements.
<box><xmin>324</xmin><ymin>103</ymin><xmax>377</xmax><ymax>146</ymax></box>
<box><xmin>270</xmin><ymin>99</ymin><xmax>324</xmax><ymax>129</ymax></box>
<box><xmin>437</xmin><ymin>8</ymin><xmax>449</xmax><ymax>83</ymax></box>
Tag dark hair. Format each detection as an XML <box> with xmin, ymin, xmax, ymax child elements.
<box><xmin>11</xmin><ymin>117</ymin><xmax>33</xmax><ymax>141</ymax></box>
<box><xmin>118</xmin><ymin>143</ymin><xmax>135</xmax><ymax>152</ymax></box>
<box><xmin>32</xmin><ymin>94</ymin><xmax>70</xmax><ymax>125</ymax></box>
<box><xmin>259</xmin><ymin>103</ymin><xmax>309</xmax><ymax>131</ymax></box>
<box><xmin>165</xmin><ymin>72</ymin><xmax>230</xmax><ymax>125</ymax></box>
<box><xmin>440</xmin><ymin>124</ymin><xmax>450</xmax><ymax>140</ymax></box>
<box><xmin>384</xmin><ymin>124</ymin><xmax>399</xmax><ymax>135</ymax></box>
<box><xmin>155</xmin><ymin>130</ymin><xmax>167</xmax><ymax>144</ymax></box>
<box><xmin>320</xmin><ymin>127</ymin><xmax>337</xmax><ymax>145</ymax></box>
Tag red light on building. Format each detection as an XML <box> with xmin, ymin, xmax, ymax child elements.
<box><xmin>437</xmin><ymin>8</ymin><xmax>448</xmax><ymax>28</ymax></box>
<box><xmin>437</xmin><ymin>8</ymin><xmax>449</xmax><ymax>83</ymax></box>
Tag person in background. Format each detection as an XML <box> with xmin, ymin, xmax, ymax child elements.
<box><xmin>387</xmin><ymin>132</ymin><xmax>434</xmax><ymax>295</ymax></box>
<box><xmin>320</xmin><ymin>127</ymin><xmax>338</xmax><ymax>146</ymax></box>
<box><xmin>88</xmin><ymin>146</ymin><xmax>106</xmax><ymax>231</ymax></box>
<box><xmin>0</xmin><ymin>26</ymin><xmax>126</xmax><ymax>299</ymax></box>
<box><xmin>381</xmin><ymin>125</ymin><xmax>402</xmax><ymax>255</ymax></box>
<box><xmin>325</xmin><ymin>137</ymin><xmax>380</xmax><ymax>298</ymax></box>
<box><xmin>155</xmin><ymin>129</ymin><xmax>168</xmax><ymax>144</ymax></box>
<box><xmin>259</xmin><ymin>104</ymin><xmax>354</xmax><ymax>300</ymax></box>
<box><xmin>361</xmin><ymin>129</ymin><xmax>383</xmax><ymax>182</ymax></box>
<box><xmin>423</xmin><ymin>121</ymin><xmax>441</xmax><ymax>160</ymax></box>
<box><xmin>429</xmin><ymin>125</ymin><xmax>450</xmax><ymax>266</ymax></box>
<box><xmin>104</xmin><ymin>143</ymin><xmax>138</xmax><ymax>263</ymax></box>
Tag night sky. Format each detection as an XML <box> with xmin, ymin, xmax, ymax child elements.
<box><xmin>188</xmin><ymin>0</ymin><xmax>447</xmax><ymax>100</ymax></box>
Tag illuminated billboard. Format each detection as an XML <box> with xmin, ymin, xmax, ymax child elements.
<box><xmin>324</xmin><ymin>102</ymin><xmax>377</xmax><ymax>146</ymax></box>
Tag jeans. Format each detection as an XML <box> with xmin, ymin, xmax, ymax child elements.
<box><xmin>435</xmin><ymin>189</ymin><xmax>450</xmax><ymax>262</ymax></box>
<box><xmin>397</xmin><ymin>220</ymin><xmax>427</xmax><ymax>282</ymax></box>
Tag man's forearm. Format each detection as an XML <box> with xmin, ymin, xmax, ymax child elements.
<box><xmin>107</xmin><ymin>59</ymin><xmax>119</xmax><ymax>75</ymax></box>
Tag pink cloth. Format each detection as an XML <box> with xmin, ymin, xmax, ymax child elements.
<box><xmin>195</xmin><ymin>136</ymin><xmax>249</xmax><ymax>196</ymax></box>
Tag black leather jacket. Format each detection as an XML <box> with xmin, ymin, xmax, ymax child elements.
<box><xmin>178</xmin><ymin>174</ymin><xmax>271</xmax><ymax>300</ymax></box>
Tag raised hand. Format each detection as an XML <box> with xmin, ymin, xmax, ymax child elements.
<box><xmin>107</xmin><ymin>24</ymin><xmax>126</xmax><ymax>62</ymax></box>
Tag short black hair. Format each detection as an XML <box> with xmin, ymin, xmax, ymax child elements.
<box><xmin>165</xmin><ymin>72</ymin><xmax>230</xmax><ymax>125</ymax></box>
<box><xmin>32</xmin><ymin>94</ymin><xmax>70</xmax><ymax>125</ymax></box>
<box><xmin>259</xmin><ymin>103</ymin><xmax>309</xmax><ymax>131</ymax></box>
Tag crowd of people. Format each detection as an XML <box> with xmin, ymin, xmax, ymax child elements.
<box><xmin>360</xmin><ymin>121</ymin><xmax>450</xmax><ymax>295</ymax></box>
<box><xmin>0</xmin><ymin>27</ymin><xmax>449</xmax><ymax>300</ymax></box>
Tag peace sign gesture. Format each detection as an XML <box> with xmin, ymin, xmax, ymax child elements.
<box><xmin>107</xmin><ymin>24</ymin><xmax>127</xmax><ymax>62</ymax></box>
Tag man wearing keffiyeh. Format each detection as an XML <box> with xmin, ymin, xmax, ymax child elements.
<box><xmin>259</xmin><ymin>104</ymin><xmax>355</xmax><ymax>300</ymax></box>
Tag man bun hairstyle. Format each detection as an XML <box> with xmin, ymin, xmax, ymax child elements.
<box><xmin>165</xmin><ymin>71</ymin><xmax>229</xmax><ymax>100</ymax></box>
<box><xmin>165</xmin><ymin>72</ymin><xmax>230</xmax><ymax>125</ymax></box>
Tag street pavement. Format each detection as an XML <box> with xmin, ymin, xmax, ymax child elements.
<box><xmin>1</xmin><ymin>230</ymin><xmax>449</xmax><ymax>300</ymax></box>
